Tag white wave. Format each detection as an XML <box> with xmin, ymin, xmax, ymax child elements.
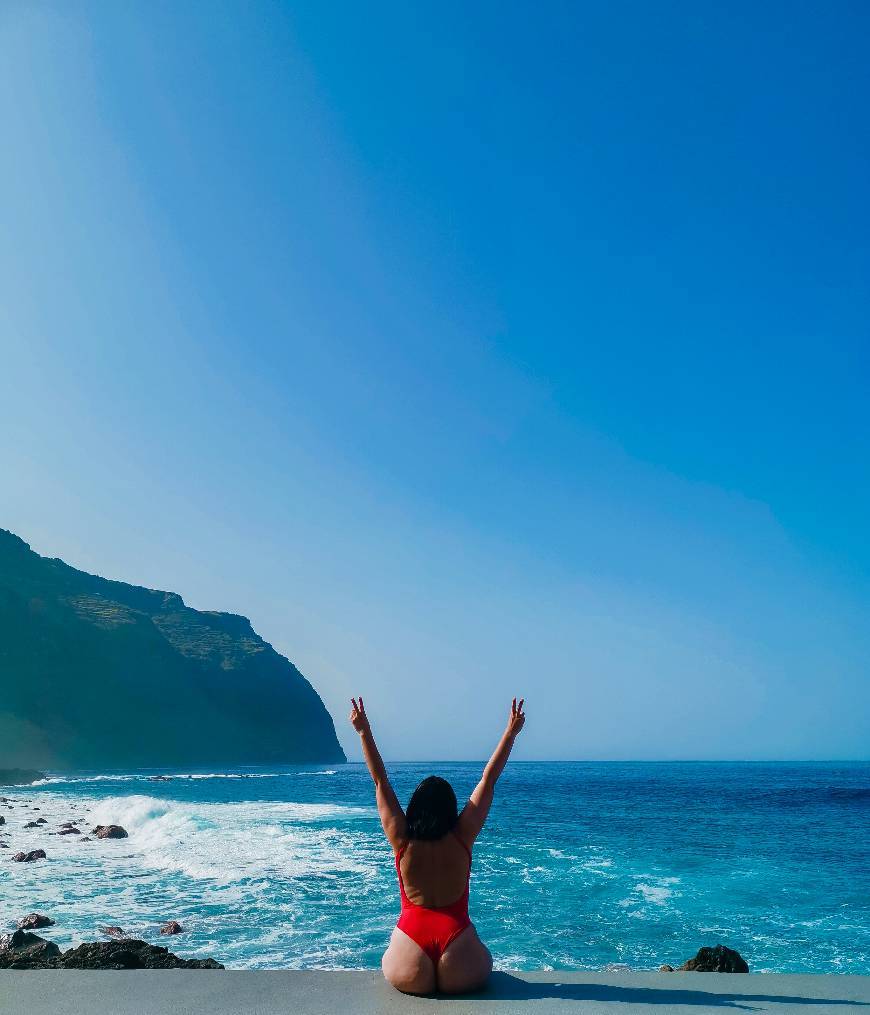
<box><xmin>83</xmin><ymin>794</ymin><xmax>376</xmax><ymax>882</ymax></box>
<box><xmin>33</xmin><ymin>774</ymin><xmax>141</xmax><ymax>785</ymax></box>
<box><xmin>173</xmin><ymin>770</ymin><xmax>337</xmax><ymax>780</ymax></box>
<box><xmin>32</xmin><ymin>769</ymin><xmax>338</xmax><ymax>786</ymax></box>
<box><xmin>633</xmin><ymin>883</ymin><xmax>674</xmax><ymax>905</ymax></box>
<box><xmin>184</xmin><ymin>773</ymin><xmax>284</xmax><ymax>780</ymax></box>
<box><xmin>0</xmin><ymin>781</ymin><xmax>393</xmax><ymax>970</ymax></box>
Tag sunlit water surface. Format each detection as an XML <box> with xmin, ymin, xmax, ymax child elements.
<box><xmin>1</xmin><ymin>762</ymin><xmax>867</xmax><ymax>971</ymax></box>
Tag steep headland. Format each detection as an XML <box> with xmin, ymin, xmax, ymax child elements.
<box><xmin>0</xmin><ymin>529</ymin><xmax>345</xmax><ymax>768</ymax></box>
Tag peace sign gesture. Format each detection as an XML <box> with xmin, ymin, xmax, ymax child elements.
<box><xmin>349</xmin><ymin>696</ymin><xmax>371</xmax><ymax>735</ymax></box>
<box><xmin>506</xmin><ymin>697</ymin><xmax>525</xmax><ymax>738</ymax></box>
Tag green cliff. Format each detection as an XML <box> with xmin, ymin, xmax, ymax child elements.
<box><xmin>0</xmin><ymin>529</ymin><xmax>345</xmax><ymax>768</ymax></box>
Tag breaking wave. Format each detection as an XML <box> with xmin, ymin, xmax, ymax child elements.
<box><xmin>33</xmin><ymin>769</ymin><xmax>338</xmax><ymax>786</ymax></box>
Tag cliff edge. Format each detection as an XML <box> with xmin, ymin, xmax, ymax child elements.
<box><xmin>0</xmin><ymin>529</ymin><xmax>345</xmax><ymax>768</ymax></box>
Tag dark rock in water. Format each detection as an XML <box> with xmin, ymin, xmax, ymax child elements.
<box><xmin>58</xmin><ymin>827</ymin><xmax>81</xmax><ymax>835</ymax></box>
<box><xmin>659</xmin><ymin>964</ymin><xmax>675</xmax><ymax>972</ymax></box>
<box><xmin>11</xmin><ymin>849</ymin><xmax>46</xmax><ymax>862</ymax></box>
<box><xmin>0</xmin><ymin>933</ymin><xmax>223</xmax><ymax>970</ymax></box>
<box><xmin>0</xmin><ymin>769</ymin><xmax>46</xmax><ymax>786</ymax></box>
<box><xmin>0</xmin><ymin>527</ymin><xmax>344</xmax><ymax>769</ymax></box>
<box><xmin>92</xmin><ymin>824</ymin><xmax>128</xmax><ymax>839</ymax></box>
<box><xmin>23</xmin><ymin>820</ymin><xmax>40</xmax><ymax>828</ymax></box>
<box><xmin>17</xmin><ymin>914</ymin><xmax>55</xmax><ymax>931</ymax></box>
<box><xmin>0</xmin><ymin>815</ymin><xmax>4</xmax><ymax>825</ymax></box>
<box><xmin>0</xmin><ymin>843</ymin><xmax>8</xmax><ymax>848</ymax></box>
<box><xmin>36</xmin><ymin>817</ymin><xmax>47</xmax><ymax>824</ymax></box>
<box><xmin>0</xmin><ymin>930</ymin><xmax>62</xmax><ymax>969</ymax></box>
<box><xmin>100</xmin><ymin>926</ymin><xmax>127</xmax><ymax>939</ymax></box>
<box><xmin>678</xmin><ymin>945</ymin><xmax>749</xmax><ymax>973</ymax></box>
<box><xmin>60</xmin><ymin>821</ymin><xmax>77</xmax><ymax>828</ymax></box>
<box><xmin>160</xmin><ymin>920</ymin><xmax>184</xmax><ymax>935</ymax></box>
<box><xmin>80</xmin><ymin>837</ymin><xmax>92</xmax><ymax>842</ymax></box>
<box><xmin>58</xmin><ymin>939</ymin><xmax>224</xmax><ymax>970</ymax></box>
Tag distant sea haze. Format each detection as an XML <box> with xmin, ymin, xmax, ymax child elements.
<box><xmin>3</xmin><ymin>762</ymin><xmax>868</xmax><ymax>972</ymax></box>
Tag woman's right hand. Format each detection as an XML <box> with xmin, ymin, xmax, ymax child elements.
<box><xmin>349</xmin><ymin>697</ymin><xmax>371</xmax><ymax>735</ymax></box>
<box><xmin>506</xmin><ymin>697</ymin><xmax>525</xmax><ymax>738</ymax></box>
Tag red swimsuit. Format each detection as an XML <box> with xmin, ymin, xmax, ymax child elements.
<box><xmin>395</xmin><ymin>831</ymin><xmax>472</xmax><ymax>963</ymax></box>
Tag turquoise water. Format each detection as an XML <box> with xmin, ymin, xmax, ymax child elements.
<box><xmin>1</xmin><ymin>762</ymin><xmax>868</xmax><ymax>972</ymax></box>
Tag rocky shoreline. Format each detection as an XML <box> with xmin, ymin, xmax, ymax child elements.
<box><xmin>0</xmin><ymin>931</ymin><xmax>223</xmax><ymax>969</ymax></box>
<box><xmin>2</xmin><ymin>787</ymin><xmax>751</xmax><ymax>975</ymax></box>
<box><xmin>1</xmin><ymin>790</ymin><xmax>127</xmax><ymax>857</ymax></box>
<box><xmin>0</xmin><ymin>922</ymin><xmax>745</xmax><ymax>974</ymax></box>
<box><xmin>2</xmin><ymin>789</ymin><xmax>225</xmax><ymax>970</ymax></box>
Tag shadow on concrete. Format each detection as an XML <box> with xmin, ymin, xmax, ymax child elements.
<box><xmin>435</xmin><ymin>972</ymin><xmax>870</xmax><ymax>1010</ymax></box>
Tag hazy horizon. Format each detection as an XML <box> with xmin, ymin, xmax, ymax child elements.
<box><xmin>2</xmin><ymin>3</ymin><xmax>868</xmax><ymax>763</ymax></box>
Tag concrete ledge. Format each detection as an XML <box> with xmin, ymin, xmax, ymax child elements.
<box><xmin>1</xmin><ymin>970</ymin><xmax>868</xmax><ymax>1014</ymax></box>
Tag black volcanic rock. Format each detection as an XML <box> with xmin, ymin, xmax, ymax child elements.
<box><xmin>678</xmin><ymin>944</ymin><xmax>749</xmax><ymax>973</ymax></box>
<box><xmin>0</xmin><ymin>930</ymin><xmax>62</xmax><ymax>968</ymax></box>
<box><xmin>61</xmin><ymin>939</ymin><xmax>224</xmax><ymax>969</ymax></box>
<box><xmin>0</xmin><ymin>932</ymin><xmax>222</xmax><ymax>969</ymax></box>
<box><xmin>17</xmin><ymin>914</ymin><xmax>55</xmax><ymax>930</ymax></box>
<box><xmin>11</xmin><ymin>849</ymin><xmax>46</xmax><ymax>862</ymax></box>
<box><xmin>92</xmin><ymin>824</ymin><xmax>127</xmax><ymax>839</ymax></box>
<box><xmin>0</xmin><ymin>528</ymin><xmax>345</xmax><ymax>769</ymax></box>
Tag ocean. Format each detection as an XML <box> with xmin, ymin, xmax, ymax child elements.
<box><xmin>2</xmin><ymin>761</ymin><xmax>868</xmax><ymax>972</ymax></box>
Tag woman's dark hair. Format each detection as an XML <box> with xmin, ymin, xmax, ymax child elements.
<box><xmin>405</xmin><ymin>776</ymin><xmax>458</xmax><ymax>841</ymax></box>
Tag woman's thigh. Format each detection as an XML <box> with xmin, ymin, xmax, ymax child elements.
<box><xmin>381</xmin><ymin>927</ymin><xmax>436</xmax><ymax>995</ymax></box>
<box><xmin>436</xmin><ymin>925</ymin><xmax>493</xmax><ymax>994</ymax></box>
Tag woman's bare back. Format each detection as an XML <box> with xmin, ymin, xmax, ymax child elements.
<box><xmin>399</xmin><ymin>834</ymin><xmax>469</xmax><ymax>908</ymax></box>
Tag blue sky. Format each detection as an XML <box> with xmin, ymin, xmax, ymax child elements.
<box><xmin>1</xmin><ymin>1</ymin><xmax>868</xmax><ymax>761</ymax></box>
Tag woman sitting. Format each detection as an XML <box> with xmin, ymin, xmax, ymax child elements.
<box><xmin>349</xmin><ymin>695</ymin><xmax>526</xmax><ymax>994</ymax></box>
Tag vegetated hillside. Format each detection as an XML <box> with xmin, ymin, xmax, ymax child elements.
<box><xmin>0</xmin><ymin>529</ymin><xmax>345</xmax><ymax>769</ymax></box>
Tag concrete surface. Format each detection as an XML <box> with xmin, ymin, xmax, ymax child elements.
<box><xmin>1</xmin><ymin>970</ymin><xmax>869</xmax><ymax>1015</ymax></box>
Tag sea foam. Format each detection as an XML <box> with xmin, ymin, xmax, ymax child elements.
<box><xmin>3</xmin><ymin>760</ymin><xmax>868</xmax><ymax>973</ymax></box>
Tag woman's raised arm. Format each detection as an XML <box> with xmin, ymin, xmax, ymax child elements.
<box><xmin>350</xmin><ymin>697</ymin><xmax>407</xmax><ymax>850</ymax></box>
<box><xmin>457</xmin><ymin>697</ymin><xmax>525</xmax><ymax>846</ymax></box>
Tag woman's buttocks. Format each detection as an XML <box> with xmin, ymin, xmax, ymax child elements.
<box><xmin>400</xmin><ymin>834</ymin><xmax>469</xmax><ymax>908</ymax></box>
